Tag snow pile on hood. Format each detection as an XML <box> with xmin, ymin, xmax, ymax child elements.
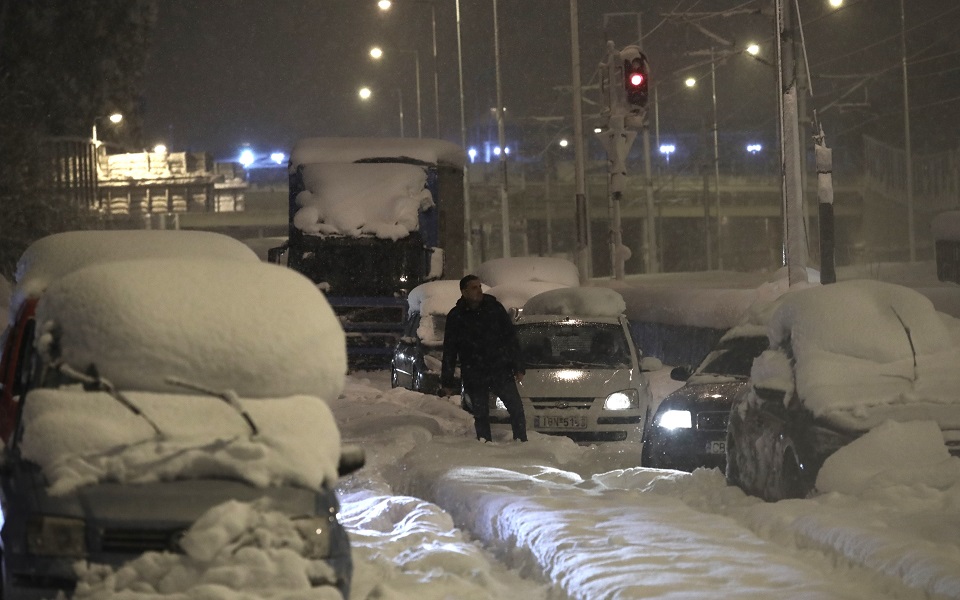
<box><xmin>19</xmin><ymin>389</ymin><xmax>342</xmax><ymax>495</ymax></box>
<box><xmin>476</xmin><ymin>257</ymin><xmax>580</xmax><ymax>288</ymax></box>
<box><xmin>523</xmin><ymin>286</ymin><xmax>626</xmax><ymax>318</ymax></box>
<box><xmin>486</xmin><ymin>281</ymin><xmax>569</xmax><ymax>311</ymax></box>
<box><xmin>751</xmin><ymin>279</ymin><xmax>960</xmax><ymax>418</ymax></box>
<box><xmin>10</xmin><ymin>230</ymin><xmax>258</xmax><ymax>322</ymax></box>
<box><xmin>294</xmin><ymin>162</ymin><xmax>433</xmax><ymax>239</ymax></box>
<box><xmin>35</xmin><ymin>258</ymin><xmax>346</xmax><ymax>401</ymax></box>
<box><xmin>72</xmin><ymin>499</ymin><xmax>343</xmax><ymax>599</ymax></box>
<box><xmin>291</xmin><ymin>136</ymin><xmax>465</xmax><ymax>168</ymax></box>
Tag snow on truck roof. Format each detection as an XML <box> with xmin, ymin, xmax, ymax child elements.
<box><xmin>294</xmin><ymin>162</ymin><xmax>433</xmax><ymax>240</ymax></box>
<box><xmin>10</xmin><ymin>230</ymin><xmax>259</xmax><ymax>323</ymax></box>
<box><xmin>290</xmin><ymin>137</ymin><xmax>465</xmax><ymax>168</ymax></box>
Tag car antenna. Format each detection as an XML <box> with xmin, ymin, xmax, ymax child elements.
<box><xmin>57</xmin><ymin>363</ymin><xmax>164</xmax><ymax>437</ymax></box>
<box><xmin>165</xmin><ymin>376</ymin><xmax>259</xmax><ymax>436</ymax></box>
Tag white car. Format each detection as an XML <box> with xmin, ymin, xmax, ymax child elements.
<box><xmin>471</xmin><ymin>287</ymin><xmax>662</xmax><ymax>444</ymax></box>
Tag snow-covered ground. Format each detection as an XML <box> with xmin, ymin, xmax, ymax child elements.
<box><xmin>334</xmin><ymin>370</ymin><xmax>960</xmax><ymax>600</ymax></box>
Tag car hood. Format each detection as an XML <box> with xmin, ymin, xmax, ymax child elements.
<box><xmin>658</xmin><ymin>380</ymin><xmax>748</xmax><ymax>411</ymax></box>
<box><xmin>33</xmin><ymin>477</ymin><xmax>323</xmax><ymax>525</ymax></box>
<box><xmin>519</xmin><ymin>367</ymin><xmax>643</xmax><ymax>397</ymax></box>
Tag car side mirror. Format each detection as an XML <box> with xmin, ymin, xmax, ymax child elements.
<box><xmin>337</xmin><ymin>444</ymin><xmax>366</xmax><ymax>477</ymax></box>
<box><xmin>640</xmin><ymin>357</ymin><xmax>663</xmax><ymax>372</ymax></box>
<box><xmin>267</xmin><ymin>242</ymin><xmax>288</xmax><ymax>265</ymax></box>
<box><xmin>670</xmin><ymin>365</ymin><xmax>692</xmax><ymax>381</ymax></box>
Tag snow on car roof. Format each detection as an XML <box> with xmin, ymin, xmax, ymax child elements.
<box><xmin>406</xmin><ymin>279</ymin><xmax>489</xmax><ymax>316</ymax></box>
<box><xmin>753</xmin><ymin>279</ymin><xmax>960</xmax><ymax>417</ymax></box>
<box><xmin>294</xmin><ymin>162</ymin><xmax>432</xmax><ymax>239</ymax></box>
<box><xmin>11</xmin><ymin>230</ymin><xmax>259</xmax><ymax>321</ymax></box>
<box><xmin>35</xmin><ymin>258</ymin><xmax>346</xmax><ymax>402</ymax></box>
<box><xmin>476</xmin><ymin>257</ymin><xmax>580</xmax><ymax>288</ymax></box>
<box><xmin>19</xmin><ymin>388</ymin><xmax>342</xmax><ymax>496</ymax></box>
<box><xmin>486</xmin><ymin>281</ymin><xmax>569</xmax><ymax>311</ymax></box>
<box><xmin>290</xmin><ymin>137</ymin><xmax>465</xmax><ymax>168</ymax></box>
<box><xmin>523</xmin><ymin>286</ymin><xmax>626</xmax><ymax>318</ymax></box>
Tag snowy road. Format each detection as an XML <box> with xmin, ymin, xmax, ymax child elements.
<box><xmin>330</xmin><ymin>372</ymin><xmax>960</xmax><ymax>600</ymax></box>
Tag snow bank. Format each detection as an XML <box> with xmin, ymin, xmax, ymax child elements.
<box><xmin>476</xmin><ymin>257</ymin><xmax>580</xmax><ymax>288</ymax></box>
<box><xmin>523</xmin><ymin>286</ymin><xmax>626</xmax><ymax>318</ymax></box>
<box><xmin>35</xmin><ymin>258</ymin><xmax>346</xmax><ymax>401</ymax></box>
<box><xmin>817</xmin><ymin>419</ymin><xmax>960</xmax><ymax>495</ymax></box>
<box><xmin>406</xmin><ymin>280</ymin><xmax>480</xmax><ymax>316</ymax></box>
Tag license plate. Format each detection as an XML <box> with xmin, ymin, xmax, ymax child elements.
<box><xmin>706</xmin><ymin>440</ymin><xmax>726</xmax><ymax>454</ymax></box>
<box><xmin>535</xmin><ymin>415</ymin><xmax>588</xmax><ymax>429</ymax></box>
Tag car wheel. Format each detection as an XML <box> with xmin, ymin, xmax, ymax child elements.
<box><xmin>725</xmin><ymin>434</ymin><xmax>741</xmax><ymax>486</ymax></box>
<box><xmin>390</xmin><ymin>368</ymin><xmax>400</xmax><ymax>388</ymax></box>
<box><xmin>777</xmin><ymin>447</ymin><xmax>807</xmax><ymax>500</ymax></box>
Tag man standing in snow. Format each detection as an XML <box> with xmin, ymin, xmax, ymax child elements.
<box><xmin>439</xmin><ymin>274</ymin><xmax>527</xmax><ymax>442</ymax></box>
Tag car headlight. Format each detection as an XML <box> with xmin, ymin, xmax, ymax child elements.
<box><xmin>656</xmin><ymin>409</ymin><xmax>693</xmax><ymax>429</ymax></box>
<box><xmin>293</xmin><ymin>513</ymin><xmax>336</xmax><ymax>559</ymax></box>
<box><xmin>603</xmin><ymin>389</ymin><xmax>639</xmax><ymax>410</ymax></box>
<box><xmin>26</xmin><ymin>516</ymin><xmax>86</xmax><ymax>558</ymax></box>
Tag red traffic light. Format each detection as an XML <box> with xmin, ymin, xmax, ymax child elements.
<box><xmin>628</xmin><ymin>73</ymin><xmax>644</xmax><ymax>87</ymax></box>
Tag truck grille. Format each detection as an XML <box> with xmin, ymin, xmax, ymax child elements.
<box><xmin>99</xmin><ymin>527</ymin><xmax>186</xmax><ymax>554</ymax></box>
<box><xmin>530</xmin><ymin>397</ymin><xmax>594</xmax><ymax>410</ymax></box>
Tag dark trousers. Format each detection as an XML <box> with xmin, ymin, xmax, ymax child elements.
<box><xmin>465</xmin><ymin>373</ymin><xmax>527</xmax><ymax>442</ymax></box>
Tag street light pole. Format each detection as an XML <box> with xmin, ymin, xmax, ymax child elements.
<box><xmin>492</xmin><ymin>0</ymin><xmax>510</xmax><ymax>258</ymax></box>
<box><xmin>397</xmin><ymin>89</ymin><xmax>405</xmax><ymax>137</ymax></box>
<box><xmin>429</xmin><ymin>3</ymin><xmax>440</xmax><ymax>138</ymax></box>
<box><xmin>710</xmin><ymin>47</ymin><xmax>722</xmax><ymax>270</ymax></box>
<box><xmin>570</xmin><ymin>0</ymin><xmax>590</xmax><ymax>280</ymax></box>
<box><xmin>455</xmin><ymin>0</ymin><xmax>473</xmax><ymax>271</ymax></box>
<box><xmin>900</xmin><ymin>0</ymin><xmax>915</xmax><ymax>262</ymax></box>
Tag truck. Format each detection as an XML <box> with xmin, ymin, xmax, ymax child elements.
<box><xmin>270</xmin><ymin>137</ymin><xmax>466</xmax><ymax>368</ymax></box>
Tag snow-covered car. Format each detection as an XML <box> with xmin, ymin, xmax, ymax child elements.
<box><xmin>391</xmin><ymin>279</ymin><xmax>471</xmax><ymax>394</ymax></box>
<box><xmin>726</xmin><ymin>280</ymin><xmax>960</xmax><ymax>502</ymax></box>
<box><xmin>467</xmin><ymin>287</ymin><xmax>662</xmax><ymax>444</ymax></box>
<box><xmin>0</xmin><ymin>230</ymin><xmax>260</xmax><ymax>444</ymax></box>
<box><xmin>642</xmin><ymin>296</ymin><xmax>784</xmax><ymax>471</ymax></box>
<box><xmin>0</xmin><ymin>258</ymin><xmax>362</xmax><ymax>600</ymax></box>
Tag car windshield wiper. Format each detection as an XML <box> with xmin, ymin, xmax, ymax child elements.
<box><xmin>165</xmin><ymin>376</ymin><xmax>259</xmax><ymax>436</ymax></box>
<box><xmin>56</xmin><ymin>362</ymin><xmax>164</xmax><ymax>438</ymax></box>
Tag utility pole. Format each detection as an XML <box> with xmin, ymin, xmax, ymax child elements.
<box><xmin>455</xmin><ymin>0</ymin><xmax>473</xmax><ymax>271</ymax></box>
<box><xmin>776</xmin><ymin>0</ymin><xmax>808</xmax><ymax>286</ymax></box>
<box><xmin>900</xmin><ymin>0</ymin><xmax>915</xmax><ymax>262</ymax></box>
<box><xmin>570</xmin><ymin>0</ymin><xmax>590</xmax><ymax>280</ymax></box>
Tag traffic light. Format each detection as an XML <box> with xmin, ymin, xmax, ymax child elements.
<box><xmin>622</xmin><ymin>48</ymin><xmax>649</xmax><ymax>111</ymax></box>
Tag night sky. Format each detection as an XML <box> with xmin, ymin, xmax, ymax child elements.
<box><xmin>141</xmin><ymin>0</ymin><xmax>960</xmax><ymax>162</ymax></box>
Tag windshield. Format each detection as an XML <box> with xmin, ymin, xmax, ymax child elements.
<box><xmin>517</xmin><ymin>322</ymin><xmax>632</xmax><ymax>369</ymax></box>
<box><xmin>290</xmin><ymin>233</ymin><xmax>427</xmax><ymax>296</ymax></box>
<box><xmin>695</xmin><ymin>336</ymin><xmax>769</xmax><ymax>378</ymax></box>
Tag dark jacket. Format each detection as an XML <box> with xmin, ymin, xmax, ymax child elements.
<box><xmin>441</xmin><ymin>294</ymin><xmax>524</xmax><ymax>388</ymax></box>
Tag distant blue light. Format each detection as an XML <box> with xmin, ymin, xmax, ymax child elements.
<box><xmin>747</xmin><ymin>143</ymin><xmax>763</xmax><ymax>154</ymax></box>
<box><xmin>659</xmin><ymin>144</ymin><xmax>676</xmax><ymax>155</ymax></box>
<box><xmin>468</xmin><ymin>147</ymin><xmax>478</xmax><ymax>162</ymax></box>
<box><xmin>270</xmin><ymin>152</ymin><xmax>285</xmax><ymax>165</ymax></box>
<box><xmin>239</xmin><ymin>149</ymin><xmax>255</xmax><ymax>168</ymax></box>
<box><xmin>493</xmin><ymin>146</ymin><xmax>502</xmax><ymax>156</ymax></box>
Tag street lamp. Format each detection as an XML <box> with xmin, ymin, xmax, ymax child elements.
<box><xmin>377</xmin><ymin>0</ymin><xmax>440</xmax><ymax>138</ymax></box>
<box><xmin>92</xmin><ymin>112</ymin><xmax>123</xmax><ymax>148</ymax></box>
<box><xmin>369</xmin><ymin>45</ymin><xmax>422</xmax><ymax>138</ymax></box>
<box><xmin>359</xmin><ymin>86</ymin><xmax>405</xmax><ymax>137</ymax></box>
